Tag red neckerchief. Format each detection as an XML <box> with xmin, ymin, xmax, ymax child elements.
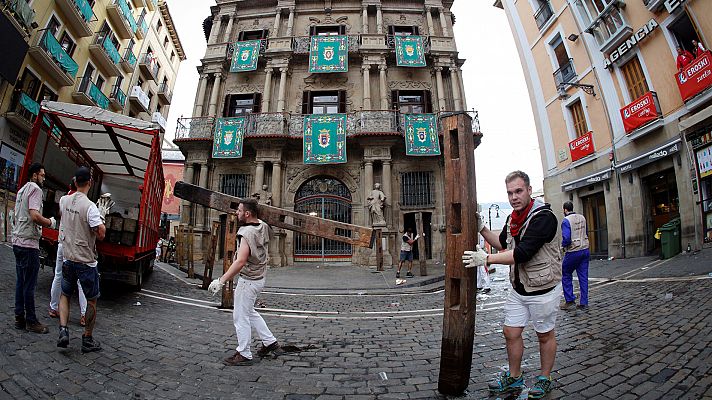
<box><xmin>509</xmin><ymin>200</ymin><xmax>534</xmax><ymax>237</ymax></box>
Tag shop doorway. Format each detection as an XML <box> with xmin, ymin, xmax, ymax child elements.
<box><xmin>642</xmin><ymin>169</ymin><xmax>680</xmax><ymax>254</ymax></box>
<box><xmin>402</xmin><ymin>212</ymin><xmax>432</xmax><ymax>260</ymax></box>
<box><xmin>581</xmin><ymin>192</ymin><xmax>608</xmax><ymax>257</ymax></box>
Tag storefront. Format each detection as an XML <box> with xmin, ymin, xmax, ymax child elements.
<box><xmin>0</xmin><ymin>142</ymin><xmax>22</xmax><ymax>241</ymax></box>
<box><xmin>561</xmin><ymin>168</ymin><xmax>611</xmax><ymax>257</ymax></box>
<box><xmin>687</xmin><ymin>127</ymin><xmax>712</xmax><ymax>241</ymax></box>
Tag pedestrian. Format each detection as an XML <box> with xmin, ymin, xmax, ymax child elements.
<box><xmin>56</xmin><ymin>167</ymin><xmax>105</xmax><ymax>353</ymax></box>
<box><xmin>560</xmin><ymin>201</ymin><xmax>590</xmax><ymax>311</ymax></box>
<box><xmin>49</xmin><ymin>179</ymin><xmax>88</xmax><ymax>327</ymax></box>
<box><xmin>692</xmin><ymin>39</ymin><xmax>706</xmax><ymax>58</ymax></box>
<box><xmin>208</xmin><ymin>198</ymin><xmax>281</xmax><ymax>365</ymax></box>
<box><xmin>463</xmin><ymin>170</ymin><xmax>561</xmax><ymax>399</ymax></box>
<box><xmin>12</xmin><ymin>162</ymin><xmax>55</xmax><ymax>334</ymax></box>
<box><xmin>677</xmin><ymin>46</ymin><xmax>694</xmax><ymax>71</ymax></box>
<box><xmin>397</xmin><ymin>227</ymin><xmax>420</xmax><ymax>278</ymax></box>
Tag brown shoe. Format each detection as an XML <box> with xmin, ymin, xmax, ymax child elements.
<box><xmin>80</xmin><ymin>315</ymin><xmax>86</xmax><ymax>327</ymax></box>
<box><xmin>26</xmin><ymin>321</ymin><xmax>49</xmax><ymax>334</ymax></box>
<box><xmin>256</xmin><ymin>341</ymin><xmax>281</xmax><ymax>358</ymax></box>
<box><xmin>560</xmin><ymin>301</ymin><xmax>576</xmax><ymax>310</ymax></box>
<box><xmin>223</xmin><ymin>351</ymin><xmax>254</xmax><ymax>366</ymax></box>
<box><xmin>14</xmin><ymin>315</ymin><xmax>25</xmax><ymax>330</ymax></box>
<box><xmin>48</xmin><ymin>309</ymin><xmax>59</xmax><ymax>318</ymax></box>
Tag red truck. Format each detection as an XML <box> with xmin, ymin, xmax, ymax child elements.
<box><xmin>18</xmin><ymin>102</ymin><xmax>164</xmax><ymax>290</ymax></box>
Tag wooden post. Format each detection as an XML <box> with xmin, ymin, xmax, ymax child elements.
<box><xmin>202</xmin><ymin>221</ymin><xmax>220</xmax><ymax>289</ymax></box>
<box><xmin>221</xmin><ymin>214</ymin><xmax>238</xmax><ymax>308</ymax></box>
<box><xmin>176</xmin><ymin>226</ymin><xmax>184</xmax><ymax>267</ymax></box>
<box><xmin>375</xmin><ymin>229</ymin><xmax>383</xmax><ymax>271</ymax></box>
<box><xmin>438</xmin><ymin>113</ymin><xmax>478</xmax><ymax>395</ymax></box>
<box><xmin>187</xmin><ymin>226</ymin><xmax>195</xmax><ymax>278</ymax></box>
<box><xmin>415</xmin><ymin>212</ymin><xmax>427</xmax><ymax>276</ymax></box>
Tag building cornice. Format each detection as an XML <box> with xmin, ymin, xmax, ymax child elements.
<box><xmin>159</xmin><ymin>1</ymin><xmax>186</xmax><ymax>60</ymax></box>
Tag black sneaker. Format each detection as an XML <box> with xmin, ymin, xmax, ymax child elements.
<box><xmin>577</xmin><ymin>304</ymin><xmax>589</xmax><ymax>311</ymax></box>
<box><xmin>256</xmin><ymin>341</ymin><xmax>281</xmax><ymax>358</ymax></box>
<box><xmin>396</xmin><ymin>272</ymin><xmax>400</xmax><ymax>278</ymax></box>
<box><xmin>406</xmin><ymin>272</ymin><xmax>415</xmax><ymax>278</ymax></box>
<box><xmin>482</xmin><ymin>288</ymin><xmax>492</xmax><ymax>294</ymax></box>
<box><xmin>81</xmin><ymin>335</ymin><xmax>102</xmax><ymax>353</ymax></box>
<box><xmin>14</xmin><ymin>315</ymin><xmax>25</xmax><ymax>330</ymax></box>
<box><xmin>57</xmin><ymin>326</ymin><xmax>69</xmax><ymax>348</ymax></box>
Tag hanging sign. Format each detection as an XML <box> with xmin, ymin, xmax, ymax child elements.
<box><xmin>395</xmin><ymin>36</ymin><xmax>427</xmax><ymax>68</ymax></box>
<box><xmin>303</xmin><ymin>114</ymin><xmax>347</xmax><ymax>164</ymax></box>
<box><xmin>404</xmin><ymin>114</ymin><xmax>440</xmax><ymax>156</ymax></box>
<box><xmin>569</xmin><ymin>131</ymin><xmax>594</xmax><ymax>162</ymax></box>
<box><xmin>621</xmin><ymin>91</ymin><xmax>661</xmax><ymax>134</ymax></box>
<box><xmin>308</xmin><ymin>35</ymin><xmax>349</xmax><ymax>73</ymax></box>
<box><xmin>676</xmin><ymin>51</ymin><xmax>712</xmax><ymax>102</ymax></box>
<box><xmin>212</xmin><ymin>117</ymin><xmax>246</xmax><ymax>158</ymax></box>
<box><xmin>230</xmin><ymin>40</ymin><xmax>261</xmax><ymax>72</ymax></box>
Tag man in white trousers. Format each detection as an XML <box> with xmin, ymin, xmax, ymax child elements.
<box><xmin>208</xmin><ymin>198</ymin><xmax>280</xmax><ymax>366</ymax></box>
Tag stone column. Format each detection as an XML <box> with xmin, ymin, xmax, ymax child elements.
<box><xmin>254</xmin><ymin>161</ymin><xmax>265</xmax><ymax>193</ymax></box>
<box><xmin>362</xmin><ymin>6</ymin><xmax>369</xmax><ymax>33</ymax></box>
<box><xmin>196</xmin><ymin>163</ymin><xmax>209</xmax><ymax>229</ymax></box>
<box><xmin>192</xmin><ymin>75</ymin><xmax>208</xmax><ymax>117</ymax></box>
<box><xmin>262</xmin><ymin>68</ymin><xmax>273</xmax><ymax>112</ymax></box>
<box><xmin>426</xmin><ymin>6</ymin><xmax>435</xmax><ymax>36</ymax></box>
<box><xmin>208</xmin><ymin>16</ymin><xmax>221</xmax><ymax>45</ymax></box>
<box><xmin>272</xmin><ymin>161</ymin><xmax>282</xmax><ymax>207</ymax></box>
<box><xmin>450</xmin><ymin>67</ymin><xmax>462</xmax><ymax>111</ymax></box>
<box><xmin>364</xmin><ymin>161</ymin><xmax>374</xmax><ymax>221</ymax></box>
<box><xmin>207</xmin><ymin>73</ymin><xmax>222</xmax><ymax>116</ymax></box>
<box><xmin>379</xmin><ymin>64</ymin><xmax>388</xmax><ymax>110</ymax></box>
<box><xmin>277</xmin><ymin>67</ymin><xmax>288</xmax><ymax>112</ymax></box>
<box><xmin>181</xmin><ymin>163</ymin><xmax>195</xmax><ymax>224</ymax></box>
<box><xmin>223</xmin><ymin>16</ymin><xmax>234</xmax><ymax>43</ymax></box>
<box><xmin>435</xmin><ymin>67</ymin><xmax>446</xmax><ymax>111</ymax></box>
<box><xmin>439</xmin><ymin>8</ymin><xmax>449</xmax><ymax>37</ymax></box>
<box><xmin>286</xmin><ymin>8</ymin><xmax>295</xmax><ymax>36</ymax></box>
<box><xmin>382</xmin><ymin>160</ymin><xmax>392</xmax><ymax>201</ymax></box>
<box><xmin>273</xmin><ymin>10</ymin><xmax>282</xmax><ymax>37</ymax></box>
<box><xmin>376</xmin><ymin>6</ymin><xmax>383</xmax><ymax>34</ymax></box>
<box><xmin>458</xmin><ymin>68</ymin><xmax>468</xmax><ymax>110</ymax></box>
<box><xmin>363</xmin><ymin>65</ymin><xmax>371</xmax><ymax>110</ymax></box>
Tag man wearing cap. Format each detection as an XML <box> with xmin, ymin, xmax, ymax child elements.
<box><xmin>13</xmin><ymin>162</ymin><xmax>56</xmax><ymax>334</ymax></box>
<box><xmin>56</xmin><ymin>167</ymin><xmax>106</xmax><ymax>353</ymax></box>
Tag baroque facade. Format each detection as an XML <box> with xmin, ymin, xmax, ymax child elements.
<box><xmin>496</xmin><ymin>0</ymin><xmax>712</xmax><ymax>258</ymax></box>
<box><xmin>175</xmin><ymin>0</ymin><xmax>479</xmax><ymax>266</ymax></box>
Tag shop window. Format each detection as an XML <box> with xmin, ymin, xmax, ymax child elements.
<box><xmin>400</xmin><ymin>171</ymin><xmax>435</xmax><ymax>208</ymax></box>
<box><xmin>569</xmin><ymin>100</ymin><xmax>588</xmax><ymax>138</ymax></box>
<box><xmin>302</xmin><ymin>91</ymin><xmax>346</xmax><ymax>114</ymax></box>
<box><xmin>238</xmin><ymin>29</ymin><xmax>269</xmax><ymax>41</ymax></box>
<box><xmin>220</xmin><ymin>174</ymin><xmax>251</xmax><ymax>198</ymax></box>
<box><xmin>668</xmin><ymin>11</ymin><xmax>704</xmax><ymax>55</ymax></box>
<box><xmin>309</xmin><ymin>25</ymin><xmax>346</xmax><ymax>36</ymax></box>
<box><xmin>621</xmin><ymin>56</ymin><xmax>649</xmax><ymax>100</ymax></box>
<box><xmin>223</xmin><ymin>93</ymin><xmax>261</xmax><ymax>117</ymax></box>
<box><xmin>391</xmin><ymin>90</ymin><xmax>432</xmax><ymax>114</ymax></box>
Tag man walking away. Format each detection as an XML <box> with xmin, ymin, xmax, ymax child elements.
<box><xmin>57</xmin><ymin>167</ymin><xmax>105</xmax><ymax>353</ymax></box>
<box><xmin>208</xmin><ymin>198</ymin><xmax>281</xmax><ymax>365</ymax></box>
<box><xmin>13</xmin><ymin>162</ymin><xmax>55</xmax><ymax>334</ymax></box>
<box><xmin>560</xmin><ymin>201</ymin><xmax>590</xmax><ymax>311</ymax></box>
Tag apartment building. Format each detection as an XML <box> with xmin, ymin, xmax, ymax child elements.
<box><xmin>495</xmin><ymin>0</ymin><xmax>712</xmax><ymax>258</ymax></box>
<box><xmin>175</xmin><ymin>0</ymin><xmax>479</xmax><ymax>265</ymax></box>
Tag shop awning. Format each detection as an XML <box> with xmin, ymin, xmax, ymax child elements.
<box><xmin>561</xmin><ymin>168</ymin><xmax>612</xmax><ymax>192</ymax></box>
<box><xmin>679</xmin><ymin>103</ymin><xmax>712</xmax><ymax>132</ymax></box>
<box><xmin>616</xmin><ymin>137</ymin><xmax>681</xmax><ymax>174</ymax></box>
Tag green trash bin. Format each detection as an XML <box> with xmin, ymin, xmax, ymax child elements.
<box><xmin>659</xmin><ymin>218</ymin><xmax>681</xmax><ymax>259</ymax></box>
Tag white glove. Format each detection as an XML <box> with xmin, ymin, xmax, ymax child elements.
<box><xmin>414</xmin><ymin>234</ymin><xmax>421</xmax><ymax>241</ymax></box>
<box><xmin>475</xmin><ymin>212</ymin><xmax>485</xmax><ymax>232</ymax></box>
<box><xmin>462</xmin><ymin>245</ymin><xmax>488</xmax><ymax>268</ymax></box>
<box><xmin>207</xmin><ymin>278</ymin><xmax>224</xmax><ymax>296</ymax></box>
<box><xmin>48</xmin><ymin>217</ymin><xmax>57</xmax><ymax>230</ymax></box>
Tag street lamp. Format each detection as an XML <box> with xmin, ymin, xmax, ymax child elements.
<box><xmin>488</xmin><ymin>204</ymin><xmax>500</xmax><ymax>230</ymax></box>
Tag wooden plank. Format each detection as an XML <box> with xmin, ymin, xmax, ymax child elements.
<box><xmin>415</xmin><ymin>212</ymin><xmax>427</xmax><ymax>276</ymax></box>
<box><xmin>375</xmin><ymin>229</ymin><xmax>383</xmax><ymax>271</ymax></box>
<box><xmin>438</xmin><ymin>114</ymin><xmax>478</xmax><ymax>396</ymax></box>
<box><xmin>187</xmin><ymin>226</ymin><xmax>195</xmax><ymax>278</ymax></box>
<box><xmin>202</xmin><ymin>221</ymin><xmax>220</xmax><ymax>289</ymax></box>
<box><xmin>221</xmin><ymin>214</ymin><xmax>238</xmax><ymax>308</ymax></box>
<box><xmin>174</xmin><ymin>181</ymin><xmax>374</xmax><ymax>248</ymax></box>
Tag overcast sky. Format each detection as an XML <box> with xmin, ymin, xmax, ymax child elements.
<box><xmin>164</xmin><ymin>1</ymin><xmax>543</xmax><ymax>204</ymax></box>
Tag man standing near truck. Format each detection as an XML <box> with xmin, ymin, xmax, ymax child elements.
<box><xmin>56</xmin><ymin>167</ymin><xmax>106</xmax><ymax>353</ymax></box>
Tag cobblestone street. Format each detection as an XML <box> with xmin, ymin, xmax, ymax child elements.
<box><xmin>2</xmin><ymin>242</ymin><xmax>712</xmax><ymax>399</ymax></box>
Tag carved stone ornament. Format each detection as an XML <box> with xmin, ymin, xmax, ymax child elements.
<box><xmin>388</xmin><ymin>81</ymin><xmax>432</xmax><ymax>90</ymax></box>
<box><xmin>237</xmin><ymin>19</ymin><xmax>271</xmax><ymax>32</ymax></box>
<box><xmin>225</xmin><ymin>83</ymin><xmax>262</xmax><ymax>94</ymax></box>
<box><xmin>304</xmin><ymin>15</ymin><xmax>352</xmax><ymax>34</ymax></box>
<box><xmin>286</xmin><ymin>166</ymin><xmax>360</xmax><ymax>195</ymax></box>
<box><xmin>383</xmin><ymin>14</ymin><xmax>425</xmax><ymax>35</ymax></box>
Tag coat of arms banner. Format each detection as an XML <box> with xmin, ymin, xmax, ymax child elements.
<box><xmin>404</xmin><ymin>114</ymin><xmax>440</xmax><ymax>156</ymax></box>
<box><xmin>395</xmin><ymin>36</ymin><xmax>426</xmax><ymax>67</ymax></box>
<box><xmin>230</xmin><ymin>40</ymin><xmax>261</xmax><ymax>72</ymax></box>
<box><xmin>309</xmin><ymin>35</ymin><xmax>349</xmax><ymax>73</ymax></box>
<box><xmin>303</xmin><ymin>114</ymin><xmax>347</xmax><ymax>164</ymax></box>
<box><xmin>213</xmin><ymin>117</ymin><xmax>247</xmax><ymax>158</ymax></box>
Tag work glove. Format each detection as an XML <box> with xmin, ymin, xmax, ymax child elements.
<box><xmin>414</xmin><ymin>234</ymin><xmax>421</xmax><ymax>241</ymax></box>
<box><xmin>207</xmin><ymin>278</ymin><xmax>224</xmax><ymax>296</ymax></box>
<box><xmin>462</xmin><ymin>245</ymin><xmax>488</xmax><ymax>268</ymax></box>
<box><xmin>48</xmin><ymin>217</ymin><xmax>57</xmax><ymax>230</ymax></box>
<box><xmin>475</xmin><ymin>212</ymin><xmax>485</xmax><ymax>233</ymax></box>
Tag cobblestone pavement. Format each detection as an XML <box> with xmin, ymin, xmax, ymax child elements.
<box><xmin>2</xmin><ymin>242</ymin><xmax>712</xmax><ymax>399</ymax></box>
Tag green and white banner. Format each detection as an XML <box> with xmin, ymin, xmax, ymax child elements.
<box><xmin>230</xmin><ymin>40</ymin><xmax>261</xmax><ymax>72</ymax></box>
<box><xmin>395</xmin><ymin>36</ymin><xmax>426</xmax><ymax>68</ymax></box>
<box><xmin>404</xmin><ymin>114</ymin><xmax>440</xmax><ymax>156</ymax></box>
<box><xmin>213</xmin><ymin>117</ymin><xmax>246</xmax><ymax>158</ymax></box>
<box><xmin>303</xmin><ymin>114</ymin><xmax>347</xmax><ymax>164</ymax></box>
<box><xmin>309</xmin><ymin>35</ymin><xmax>348</xmax><ymax>73</ymax></box>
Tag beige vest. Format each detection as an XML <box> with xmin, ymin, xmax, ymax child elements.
<box><xmin>401</xmin><ymin>232</ymin><xmax>414</xmax><ymax>252</ymax></box>
<box><xmin>564</xmin><ymin>213</ymin><xmax>589</xmax><ymax>252</ymax></box>
<box><xmin>506</xmin><ymin>205</ymin><xmax>562</xmax><ymax>292</ymax></box>
<box><xmin>60</xmin><ymin>192</ymin><xmax>97</xmax><ymax>265</ymax></box>
<box><xmin>12</xmin><ymin>182</ymin><xmax>43</xmax><ymax>241</ymax></box>
<box><xmin>237</xmin><ymin>221</ymin><xmax>270</xmax><ymax>280</ymax></box>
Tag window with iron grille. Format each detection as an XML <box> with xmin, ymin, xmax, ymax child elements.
<box><xmin>400</xmin><ymin>171</ymin><xmax>435</xmax><ymax>208</ymax></box>
<box><xmin>220</xmin><ymin>174</ymin><xmax>251</xmax><ymax>198</ymax></box>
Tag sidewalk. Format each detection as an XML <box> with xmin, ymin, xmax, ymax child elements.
<box><xmin>589</xmin><ymin>246</ymin><xmax>712</xmax><ymax>279</ymax></box>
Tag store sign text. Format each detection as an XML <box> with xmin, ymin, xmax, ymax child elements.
<box><xmin>569</xmin><ymin>131</ymin><xmax>594</xmax><ymax>162</ymax></box>
<box><xmin>604</xmin><ymin>19</ymin><xmax>659</xmax><ymax>69</ymax></box>
<box><xmin>620</xmin><ymin>91</ymin><xmax>660</xmax><ymax>134</ymax></box>
<box><xmin>676</xmin><ymin>51</ymin><xmax>712</xmax><ymax>102</ymax></box>
<box><xmin>664</xmin><ymin>0</ymin><xmax>686</xmax><ymax>14</ymax></box>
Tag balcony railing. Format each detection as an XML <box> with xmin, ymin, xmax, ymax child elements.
<box><xmin>116</xmin><ymin>0</ymin><xmax>136</xmax><ymax>33</ymax></box>
<box><xmin>30</xmin><ymin>29</ymin><xmax>79</xmax><ymax>81</ymax></box>
<box><xmin>55</xmin><ymin>0</ymin><xmax>96</xmax><ymax>37</ymax></box>
<box><xmin>120</xmin><ymin>47</ymin><xmax>136</xmax><ymax>72</ymax></box>
<box><xmin>2</xmin><ymin>0</ymin><xmax>36</xmax><ymax>34</ymax></box>
<box><xmin>7</xmin><ymin>91</ymin><xmax>39</xmax><ymax>126</ymax></box>
<box><xmin>553</xmin><ymin>58</ymin><xmax>577</xmax><ymax>86</ymax></box>
<box><xmin>581</xmin><ymin>0</ymin><xmax>632</xmax><ymax>54</ymax></box>
<box><xmin>534</xmin><ymin>1</ymin><xmax>554</xmax><ymax>29</ymax></box>
<box><xmin>157</xmin><ymin>82</ymin><xmax>172</xmax><ymax>103</ymax></box>
<box><xmin>292</xmin><ymin>35</ymin><xmax>361</xmax><ymax>55</ymax></box>
<box><xmin>139</xmin><ymin>52</ymin><xmax>159</xmax><ymax>80</ymax></box>
<box><xmin>175</xmin><ymin>116</ymin><xmax>215</xmax><ymax>140</ymax></box>
<box><xmin>227</xmin><ymin>39</ymin><xmax>267</xmax><ymax>59</ymax></box>
<box><xmin>110</xmin><ymin>84</ymin><xmax>126</xmax><ymax>108</ymax></box>
<box><xmin>136</xmin><ymin>13</ymin><xmax>148</xmax><ymax>38</ymax></box>
<box><xmin>386</xmin><ymin>35</ymin><xmax>432</xmax><ymax>53</ymax></box>
<box><xmin>95</xmin><ymin>33</ymin><xmax>121</xmax><ymax>64</ymax></box>
<box><xmin>75</xmin><ymin>75</ymin><xmax>110</xmax><ymax>109</ymax></box>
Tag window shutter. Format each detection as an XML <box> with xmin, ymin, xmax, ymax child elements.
<box><xmin>253</xmin><ymin>93</ymin><xmax>262</xmax><ymax>113</ymax></box>
<box><xmin>424</xmin><ymin>90</ymin><xmax>432</xmax><ymax>113</ymax></box>
<box><xmin>309</xmin><ymin>26</ymin><xmax>316</xmax><ymax>37</ymax></box>
<box><xmin>338</xmin><ymin>90</ymin><xmax>347</xmax><ymax>113</ymax></box>
<box><xmin>223</xmin><ymin>94</ymin><xmax>232</xmax><ymax>117</ymax></box>
<box><xmin>302</xmin><ymin>91</ymin><xmax>310</xmax><ymax>114</ymax></box>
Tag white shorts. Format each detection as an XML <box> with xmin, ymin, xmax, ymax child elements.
<box><xmin>504</xmin><ymin>283</ymin><xmax>562</xmax><ymax>333</ymax></box>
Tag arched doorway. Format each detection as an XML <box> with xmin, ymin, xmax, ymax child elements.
<box><xmin>294</xmin><ymin>177</ymin><xmax>352</xmax><ymax>261</ymax></box>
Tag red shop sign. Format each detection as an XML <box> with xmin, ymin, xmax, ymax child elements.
<box><xmin>620</xmin><ymin>91</ymin><xmax>660</xmax><ymax>134</ymax></box>
<box><xmin>569</xmin><ymin>131</ymin><xmax>594</xmax><ymax>162</ymax></box>
<box><xmin>676</xmin><ymin>51</ymin><xmax>712</xmax><ymax>102</ymax></box>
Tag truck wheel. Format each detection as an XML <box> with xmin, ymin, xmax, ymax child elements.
<box><xmin>131</xmin><ymin>264</ymin><xmax>144</xmax><ymax>292</ymax></box>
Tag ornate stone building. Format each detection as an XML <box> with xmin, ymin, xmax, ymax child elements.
<box><xmin>175</xmin><ymin>0</ymin><xmax>478</xmax><ymax>266</ymax></box>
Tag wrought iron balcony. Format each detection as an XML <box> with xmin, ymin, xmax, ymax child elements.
<box><xmin>109</xmin><ymin>84</ymin><xmax>126</xmax><ymax>111</ymax></box>
<box><xmin>580</xmin><ymin>0</ymin><xmax>632</xmax><ymax>54</ymax></box>
<box><xmin>89</xmin><ymin>33</ymin><xmax>121</xmax><ymax>77</ymax></box>
<box><xmin>292</xmin><ymin>35</ymin><xmax>361</xmax><ymax>55</ymax></box>
<box><xmin>386</xmin><ymin>35</ymin><xmax>432</xmax><ymax>53</ymax></box>
<box><xmin>27</xmin><ymin>29</ymin><xmax>78</xmax><ymax>86</ymax></box>
<box><xmin>157</xmin><ymin>82</ymin><xmax>172</xmax><ymax>104</ymax></box>
<box><xmin>553</xmin><ymin>58</ymin><xmax>577</xmax><ymax>87</ymax></box>
<box><xmin>72</xmin><ymin>75</ymin><xmax>109</xmax><ymax>109</ymax></box>
<box><xmin>5</xmin><ymin>91</ymin><xmax>38</xmax><ymax>132</ymax></box>
<box><xmin>175</xmin><ymin>116</ymin><xmax>216</xmax><ymax>140</ymax></box>
<box><xmin>227</xmin><ymin>39</ymin><xmax>267</xmax><ymax>60</ymax></box>
<box><xmin>138</xmin><ymin>52</ymin><xmax>159</xmax><ymax>81</ymax></box>
<box><xmin>120</xmin><ymin>48</ymin><xmax>136</xmax><ymax>73</ymax></box>
<box><xmin>534</xmin><ymin>1</ymin><xmax>554</xmax><ymax>29</ymax></box>
<box><xmin>54</xmin><ymin>0</ymin><xmax>95</xmax><ymax>37</ymax></box>
<box><xmin>1</xmin><ymin>0</ymin><xmax>36</xmax><ymax>35</ymax></box>
<box><xmin>106</xmin><ymin>0</ymin><xmax>136</xmax><ymax>40</ymax></box>
<box><xmin>135</xmin><ymin>13</ymin><xmax>148</xmax><ymax>39</ymax></box>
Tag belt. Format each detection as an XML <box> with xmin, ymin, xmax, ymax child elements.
<box><xmin>239</xmin><ymin>275</ymin><xmax>265</xmax><ymax>281</ymax></box>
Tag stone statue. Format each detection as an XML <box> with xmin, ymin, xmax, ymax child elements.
<box><xmin>253</xmin><ymin>184</ymin><xmax>272</xmax><ymax>205</ymax></box>
<box><xmin>367</xmin><ymin>183</ymin><xmax>386</xmax><ymax>226</ymax></box>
